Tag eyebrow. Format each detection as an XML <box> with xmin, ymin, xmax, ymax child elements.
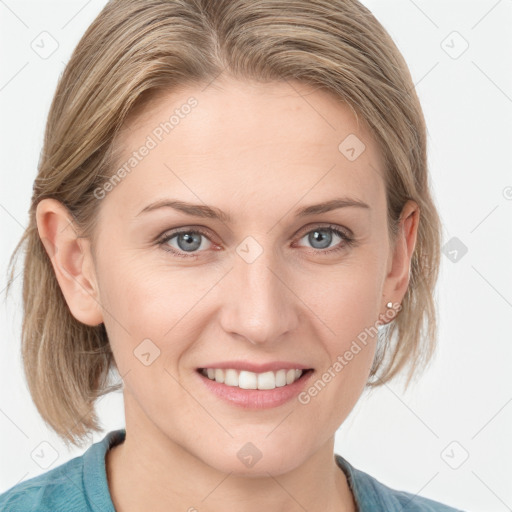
<box><xmin>136</xmin><ymin>197</ymin><xmax>370</xmax><ymax>222</ymax></box>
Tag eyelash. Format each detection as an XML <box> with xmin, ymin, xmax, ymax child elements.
<box><xmin>156</xmin><ymin>224</ymin><xmax>356</xmax><ymax>259</ymax></box>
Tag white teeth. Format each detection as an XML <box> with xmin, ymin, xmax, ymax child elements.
<box><xmin>275</xmin><ymin>369</ymin><xmax>287</xmax><ymax>387</ymax></box>
<box><xmin>224</xmin><ymin>369</ymin><xmax>239</xmax><ymax>387</ymax></box>
<box><xmin>239</xmin><ymin>370</ymin><xmax>258</xmax><ymax>389</ymax></box>
<box><xmin>214</xmin><ymin>368</ymin><xmax>225</xmax><ymax>383</ymax></box>
<box><xmin>201</xmin><ymin>368</ymin><xmax>306</xmax><ymax>389</ymax></box>
<box><xmin>257</xmin><ymin>371</ymin><xmax>275</xmax><ymax>390</ymax></box>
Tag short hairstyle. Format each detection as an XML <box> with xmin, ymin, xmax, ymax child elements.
<box><xmin>5</xmin><ymin>0</ymin><xmax>441</xmax><ymax>447</ymax></box>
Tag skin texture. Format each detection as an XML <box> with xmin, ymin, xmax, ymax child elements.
<box><xmin>36</xmin><ymin>77</ymin><xmax>419</xmax><ymax>512</ymax></box>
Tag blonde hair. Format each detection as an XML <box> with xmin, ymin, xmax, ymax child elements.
<box><xmin>5</xmin><ymin>0</ymin><xmax>441</xmax><ymax>447</ymax></box>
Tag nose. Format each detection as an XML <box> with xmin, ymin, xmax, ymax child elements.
<box><xmin>218</xmin><ymin>246</ymin><xmax>299</xmax><ymax>346</ymax></box>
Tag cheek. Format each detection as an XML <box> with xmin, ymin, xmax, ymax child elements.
<box><xmin>299</xmin><ymin>258</ymin><xmax>384</xmax><ymax>340</ymax></box>
<box><xmin>295</xmin><ymin>271</ymin><xmax>381</xmax><ymax>435</ymax></box>
<box><xmin>294</xmin><ymin>255</ymin><xmax>385</xmax><ymax>401</ymax></box>
<box><xmin>97</xmin><ymin>258</ymin><xmax>211</xmax><ymax>371</ymax></box>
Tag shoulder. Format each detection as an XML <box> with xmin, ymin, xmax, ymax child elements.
<box><xmin>0</xmin><ymin>455</ymin><xmax>87</xmax><ymax>512</ymax></box>
<box><xmin>335</xmin><ymin>454</ymin><xmax>466</xmax><ymax>512</ymax></box>
<box><xmin>0</xmin><ymin>429</ymin><xmax>125</xmax><ymax>512</ymax></box>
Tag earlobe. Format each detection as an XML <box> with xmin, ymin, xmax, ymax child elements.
<box><xmin>36</xmin><ymin>198</ymin><xmax>104</xmax><ymax>326</ymax></box>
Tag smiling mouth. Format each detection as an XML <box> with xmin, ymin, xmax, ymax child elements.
<box><xmin>196</xmin><ymin>367</ymin><xmax>314</xmax><ymax>390</ymax></box>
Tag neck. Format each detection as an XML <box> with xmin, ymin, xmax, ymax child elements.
<box><xmin>106</xmin><ymin>402</ymin><xmax>356</xmax><ymax>512</ymax></box>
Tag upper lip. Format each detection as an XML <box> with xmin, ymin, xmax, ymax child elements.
<box><xmin>197</xmin><ymin>361</ymin><xmax>313</xmax><ymax>373</ymax></box>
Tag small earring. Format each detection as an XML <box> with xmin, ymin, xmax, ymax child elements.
<box><xmin>386</xmin><ymin>302</ymin><xmax>393</xmax><ymax>308</ymax></box>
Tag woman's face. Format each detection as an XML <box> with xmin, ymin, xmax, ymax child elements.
<box><xmin>86</xmin><ymin>78</ymin><xmax>411</xmax><ymax>475</ymax></box>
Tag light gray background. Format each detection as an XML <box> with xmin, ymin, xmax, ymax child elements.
<box><xmin>1</xmin><ymin>1</ymin><xmax>511</xmax><ymax>511</ymax></box>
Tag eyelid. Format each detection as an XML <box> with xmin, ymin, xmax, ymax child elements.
<box><xmin>156</xmin><ymin>223</ymin><xmax>355</xmax><ymax>257</ymax></box>
<box><xmin>156</xmin><ymin>226</ymin><xmax>216</xmax><ymax>250</ymax></box>
<box><xmin>295</xmin><ymin>222</ymin><xmax>353</xmax><ymax>239</ymax></box>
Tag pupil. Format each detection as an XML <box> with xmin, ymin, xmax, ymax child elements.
<box><xmin>310</xmin><ymin>229</ymin><xmax>331</xmax><ymax>249</ymax></box>
<box><xmin>178</xmin><ymin>232</ymin><xmax>201</xmax><ymax>251</ymax></box>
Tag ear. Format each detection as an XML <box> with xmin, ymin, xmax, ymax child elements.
<box><xmin>381</xmin><ymin>199</ymin><xmax>420</xmax><ymax>322</ymax></box>
<box><xmin>36</xmin><ymin>198</ymin><xmax>104</xmax><ymax>326</ymax></box>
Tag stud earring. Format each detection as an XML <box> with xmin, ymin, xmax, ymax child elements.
<box><xmin>386</xmin><ymin>302</ymin><xmax>393</xmax><ymax>308</ymax></box>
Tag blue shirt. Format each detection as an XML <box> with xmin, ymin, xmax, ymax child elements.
<box><xmin>0</xmin><ymin>429</ymin><xmax>464</xmax><ymax>511</ymax></box>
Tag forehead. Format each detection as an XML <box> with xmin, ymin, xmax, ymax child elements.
<box><xmin>104</xmin><ymin>78</ymin><xmax>386</xmax><ymax>222</ymax></box>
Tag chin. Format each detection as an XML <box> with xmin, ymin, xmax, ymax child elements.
<box><xmin>198</xmin><ymin>443</ymin><xmax>307</xmax><ymax>477</ymax></box>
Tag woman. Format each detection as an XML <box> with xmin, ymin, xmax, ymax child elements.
<box><xmin>1</xmin><ymin>0</ymin><xmax>464</xmax><ymax>510</ymax></box>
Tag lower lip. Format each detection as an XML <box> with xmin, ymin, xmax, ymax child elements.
<box><xmin>196</xmin><ymin>369</ymin><xmax>314</xmax><ymax>409</ymax></box>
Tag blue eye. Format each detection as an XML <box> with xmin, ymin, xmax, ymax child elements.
<box><xmin>157</xmin><ymin>224</ymin><xmax>355</xmax><ymax>259</ymax></box>
<box><xmin>158</xmin><ymin>228</ymin><xmax>213</xmax><ymax>258</ymax></box>
<box><xmin>296</xmin><ymin>225</ymin><xmax>353</xmax><ymax>253</ymax></box>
